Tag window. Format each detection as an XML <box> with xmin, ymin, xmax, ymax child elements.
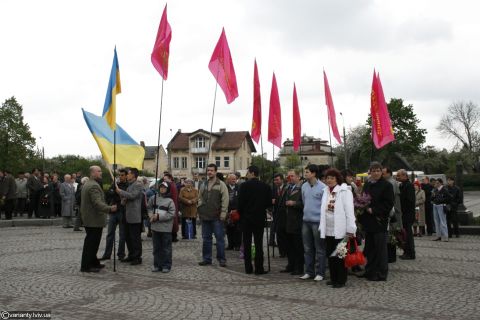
<box><xmin>224</xmin><ymin>156</ymin><xmax>230</xmax><ymax>168</ymax></box>
<box><xmin>181</xmin><ymin>157</ymin><xmax>187</xmax><ymax>169</ymax></box>
<box><xmin>195</xmin><ymin>136</ymin><xmax>206</xmax><ymax>148</ymax></box>
<box><xmin>173</xmin><ymin>157</ymin><xmax>179</xmax><ymax>169</ymax></box>
<box><xmin>215</xmin><ymin>156</ymin><xmax>221</xmax><ymax>167</ymax></box>
<box><xmin>195</xmin><ymin>157</ymin><xmax>206</xmax><ymax>168</ymax></box>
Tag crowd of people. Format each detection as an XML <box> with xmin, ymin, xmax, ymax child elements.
<box><xmin>0</xmin><ymin>163</ymin><xmax>463</xmax><ymax>286</ymax></box>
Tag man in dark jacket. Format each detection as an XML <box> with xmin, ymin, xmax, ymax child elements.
<box><xmin>359</xmin><ymin>162</ymin><xmax>394</xmax><ymax>281</ymax></box>
<box><xmin>397</xmin><ymin>169</ymin><xmax>416</xmax><ymax>260</ymax></box>
<box><xmin>272</xmin><ymin>173</ymin><xmax>287</xmax><ymax>257</ymax></box>
<box><xmin>238</xmin><ymin>165</ymin><xmax>272</xmax><ymax>274</ymax></box>
<box><xmin>446</xmin><ymin>177</ymin><xmax>461</xmax><ymax>238</ymax></box>
<box><xmin>0</xmin><ymin>170</ymin><xmax>17</xmax><ymax>220</ymax></box>
<box><xmin>26</xmin><ymin>168</ymin><xmax>42</xmax><ymax>218</ymax></box>
<box><xmin>421</xmin><ymin>177</ymin><xmax>435</xmax><ymax>235</ymax></box>
<box><xmin>226</xmin><ymin>174</ymin><xmax>241</xmax><ymax>250</ymax></box>
<box><xmin>283</xmin><ymin>169</ymin><xmax>304</xmax><ymax>276</ymax></box>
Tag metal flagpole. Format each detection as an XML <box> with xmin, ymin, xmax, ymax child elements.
<box><xmin>152</xmin><ymin>78</ymin><xmax>165</xmax><ymax>236</ymax></box>
<box><xmin>113</xmin><ymin>129</ymin><xmax>117</xmax><ymax>272</ymax></box>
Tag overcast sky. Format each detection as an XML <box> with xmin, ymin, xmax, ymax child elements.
<box><xmin>1</xmin><ymin>0</ymin><xmax>479</xmax><ymax>160</ymax></box>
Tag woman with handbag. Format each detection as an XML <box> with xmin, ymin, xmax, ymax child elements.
<box><xmin>319</xmin><ymin>168</ymin><xmax>357</xmax><ymax>288</ymax></box>
<box><xmin>413</xmin><ymin>181</ymin><xmax>426</xmax><ymax>236</ymax></box>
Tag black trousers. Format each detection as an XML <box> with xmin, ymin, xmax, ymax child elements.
<box><xmin>286</xmin><ymin>232</ymin><xmax>304</xmax><ymax>273</ymax></box>
<box><xmin>81</xmin><ymin>227</ymin><xmax>103</xmax><ymax>270</ymax></box>
<box><xmin>2</xmin><ymin>199</ymin><xmax>15</xmax><ymax>220</ymax></box>
<box><xmin>276</xmin><ymin>225</ymin><xmax>288</xmax><ymax>257</ymax></box>
<box><xmin>425</xmin><ymin>203</ymin><xmax>435</xmax><ymax>235</ymax></box>
<box><xmin>28</xmin><ymin>196</ymin><xmax>37</xmax><ymax>218</ymax></box>
<box><xmin>364</xmin><ymin>231</ymin><xmax>388</xmax><ymax>280</ymax></box>
<box><xmin>125</xmin><ymin>223</ymin><xmax>142</xmax><ymax>260</ymax></box>
<box><xmin>402</xmin><ymin>221</ymin><xmax>415</xmax><ymax>258</ymax></box>
<box><xmin>447</xmin><ymin>207</ymin><xmax>459</xmax><ymax>237</ymax></box>
<box><xmin>15</xmin><ymin>198</ymin><xmax>27</xmax><ymax>214</ymax></box>
<box><xmin>227</xmin><ymin>222</ymin><xmax>242</xmax><ymax>249</ymax></box>
<box><xmin>242</xmin><ymin>222</ymin><xmax>265</xmax><ymax>273</ymax></box>
<box><xmin>325</xmin><ymin>237</ymin><xmax>347</xmax><ymax>285</ymax></box>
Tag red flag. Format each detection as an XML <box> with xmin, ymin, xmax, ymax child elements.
<box><xmin>268</xmin><ymin>73</ymin><xmax>282</xmax><ymax>148</ymax></box>
<box><xmin>292</xmin><ymin>83</ymin><xmax>301</xmax><ymax>151</ymax></box>
<box><xmin>209</xmin><ymin>28</ymin><xmax>239</xmax><ymax>104</ymax></box>
<box><xmin>251</xmin><ymin>59</ymin><xmax>261</xmax><ymax>143</ymax></box>
<box><xmin>151</xmin><ymin>4</ymin><xmax>172</xmax><ymax>80</ymax></box>
<box><xmin>323</xmin><ymin>70</ymin><xmax>342</xmax><ymax>144</ymax></box>
<box><xmin>371</xmin><ymin>70</ymin><xmax>395</xmax><ymax>148</ymax></box>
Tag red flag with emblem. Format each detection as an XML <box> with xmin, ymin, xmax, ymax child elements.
<box><xmin>151</xmin><ymin>4</ymin><xmax>172</xmax><ymax>80</ymax></box>
<box><xmin>323</xmin><ymin>70</ymin><xmax>342</xmax><ymax>144</ymax></box>
<box><xmin>371</xmin><ymin>70</ymin><xmax>395</xmax><ymax>148</ymax></box>
<box><xmin>292</xmin><ymin>83</ymin><xmax>301</xmax><ymax>151</ymax></box>
<box><xmin>208</xmin><ymin>28</ymin><xmax>239</xmax><ymax>104</ymax></box>
<box><xmin>251</xmin><ymin>59</ymin><xmax>261</xmax><ymax>143</ymax></box>
<box><xmin>268</xmin><ymin>73</ymin><xmax>282</xmax><ymax>148</ymax></box>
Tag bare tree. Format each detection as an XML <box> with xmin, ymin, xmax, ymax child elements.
<box><xmin>437</xmin><ymin>101</ymin><xmax>480</xmax><ymax>152</ymax></box>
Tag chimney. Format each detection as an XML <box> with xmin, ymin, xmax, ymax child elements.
<box><xmin>219</xmin><ymin>128</ymin><xmax>226</xmax><ymax>134</ymax></box>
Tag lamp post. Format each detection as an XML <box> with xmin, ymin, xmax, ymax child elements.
<box><xmin>339</xmin><ymin>112</ymin><xmax>348</xmax><ymax>170</ymax></box>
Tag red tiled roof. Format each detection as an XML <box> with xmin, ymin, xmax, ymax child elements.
<box><xmin>167</xmin><ymin>130</ymin><xmax>256</xmax><ymax>152</ymax></box>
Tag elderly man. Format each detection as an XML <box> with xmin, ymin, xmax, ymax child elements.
<box><xmin>80</xmin><ymin>166</ymin><xmax>116</xmax><ymax>272</ymax></box>
<box><xmin>226</xmin><ymin>173</ymin><xmax>241</xmax><ymax>250</ymax></box>
<box><xmin>397</xmin><ymin>169</ymin><xmax>416</xmax><ymax>260</ymax></box>
<box><xmin>15</xmin><ymin>172</ymin><xmax>28</xmax><ymax>217</ymax></box>
<box><xmin>60</xmin><ymin>174</ymin><xmax>76</xmax><ymax>228</ymax></box>
<box><xmin>116</xmin><ymin>168</ymin><xmax>145</xmax><ymax>265</ymax></box>
<box><xmin>0</xmin><ymin>170</ymin><xmax>17</xmax><ymax>220</ymax></box>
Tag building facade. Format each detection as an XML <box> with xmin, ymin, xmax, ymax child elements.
<box><xmin>166</xmin><ymin>129</ymin><xmax>256</xmax><ymax>178</ymax></box>
<box><xmin>279</xmin><ymin>135</ymin><xmax>336</xmax><ymax>167</ymax></box>
<box><xmin>141</xmin><ymin>142</ymin><xmax>168</xmax><ymax>175</ymax></box>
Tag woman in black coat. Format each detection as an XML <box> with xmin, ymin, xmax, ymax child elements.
<box><xmin>36</xmin><ymin>176</ymin><xmax>55</xmax><ymax>219</ymax></box>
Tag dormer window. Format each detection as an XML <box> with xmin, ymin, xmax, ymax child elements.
<box><xmin>195</xmin><ymin>136</ymin><xmax>206</xmax><ymax>148</ymax></box>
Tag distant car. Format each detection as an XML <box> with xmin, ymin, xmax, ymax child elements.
<box><xmin>417</xmin><ymin>174</ymin><xmax>447</xmax><ymax>183</ymax></box>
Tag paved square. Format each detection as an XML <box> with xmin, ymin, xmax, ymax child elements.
<box><xmin>0</xmin><ymin>226</ymin><xmax>479</xmax><ymax>319</ymax></box>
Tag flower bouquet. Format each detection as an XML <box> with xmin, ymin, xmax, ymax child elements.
<box><xmin>354</xmin><ymin>193</ymin><xmax>371</xmax><ymax>217</ymax></box>
<box><xmin>330</xmin><ymin>238</ymin><xmax>349</xmax><ymax>259</ymax></box>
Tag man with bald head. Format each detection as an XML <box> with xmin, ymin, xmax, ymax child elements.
<box><xmin>60</xmin><ymin>174</ymin><xmax>75</xmax><ymax>228</ymax></box>
<box><xmin>397</xmin><ymin>169</ymin><xmax>416</xmax><ymax>260</ymax></box>
<box><xmin>80</xmin><ymin>166</ymin><xmax>117</xmax><ymax>272</ymax></box>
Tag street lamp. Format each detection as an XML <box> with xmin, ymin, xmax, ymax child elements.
<box><xmin>339</xmin><ymin>112</ymin><xmax>348</xmax><ymax>170</ymax></box>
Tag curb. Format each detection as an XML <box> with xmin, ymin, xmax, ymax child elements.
<box><xmin>0</xmin><ymin>218</ymin><xmax>63</xmax><ymax>228</ymax></box>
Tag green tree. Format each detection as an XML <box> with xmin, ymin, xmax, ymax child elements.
<box><xmin>0</xmin><ymin>97</ymin><xmax>36</xmax><ymax>172</ymax></box>
<box><xmin>284</xmin><ymin>153</ymin><xmax>301</xmax><ymax>170</ymax></box>
<box><xmin>366</xmin><ymin>98</ymin><xmax>427</xmax><ymax>166</ymax></box>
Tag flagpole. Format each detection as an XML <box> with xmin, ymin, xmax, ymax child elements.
<box><xmin>113</xmin><ymin>129</ymin><xmax>117</xmax><ymax>272</ymax></box>
<box><xmin>207</xmin><ymin>75</ymin><xmax>219</xmax><ymax>164</ymax></box>
<box><xmin>153</xmin><ymin>79</ymin><xmax>165</xmax><ymax>231</ymax></box>
<box><xmin>326</xmin><ymin>113</ymin><xmax>334</xmax><ymax>166</ymax></box>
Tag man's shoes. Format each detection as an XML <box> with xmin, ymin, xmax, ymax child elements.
<box><xmin>279</xmin><ymin>268</ymin><xmax>293</xmax><ymax>273</ymax></box>
<box><xmin>255</xmin><ymin>270</ymin><xmax>269</xmax><ymax>275</ymax></box>
<box><xmin>80</xmin><ymin>267</ymin><xmax>100</xmax><ymax>273</ymax></box>
<box><xmin>333</xmin><ymin>283</ymin><xmax>345</xmax><ymax>288</ymax></box>
<box><xmin>120</xmin><ymin>257</ymin><xmax>133</xmax><ymax>263</ymax></box>
<box><xmin>245</xmin><ymin>268</ymin><xmax>253</xmax><ymax>274</ymax></box>
<box><xmin>99</xmin><ymin>256</ymin><xmax>110</xmax><ymax>261</ymax></box>
<box><xmin>326</xmin><ymin>281</ymin><xmax>334</xmax><ymax>286</ymax></box>
<box><xmin>130</xmin><ymin>259</ymin><xmax>142</xmax><ymax>265</ymax></box>
<box><xmin>198</xmin><ymin>261</ymin><xmax>212</xmax><ymax>266</ymax></box>
<box><xmin>299</xmin><ymin>274</ymin><xmax>312</xmax><ymax>280</ymax></box>
<box><xmin>291</xmin><ymin>271</ymin><xmax>303</xmax><ymax>276</ymax></box>
<box><xmin>433</xmin><ymin>238</ymin><xmax>441</xmax><ymax>241</ymax></box>
<box><xmin>151</xmin><ymin>266</ymin><xmax>161</xmax><ymax>272</ymax></box>
<box><xmin>399</xmin><ymin>255</ymin><xmax>415</xmax><ymax>260</ymax></box>
<box><xmin>162</xmin><ymin>268</ymin><xmax>171</xmax><ymax>273</ymax></box>
<box><xmin>73</xmin><ymin>228</ymin><xmax>83</xmax><ymax>231</ymax></box>
<box><xmin>314</xmin><ymin>275</ymin><xmax>324</xmax><ymax>281</ymax></box>
<box><xmin>219</xmin><ymin>262</ymin><xmax>227</xmax><ymax>267</ymax></box>
<box><xmin>95</xmin><ymin>264</ymin><xmax>106</xmax><ymax>269</ymax></box>
<box><xmin>368</xmin><ymin>276</ymin><xmax>386</xmax><ymax>281</ymax></box>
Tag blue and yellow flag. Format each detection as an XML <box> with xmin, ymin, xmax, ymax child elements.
<box><xmin>102</xmin><ymin>47</ymin><xmax>122</xmax><ymax>130</ymax></box>
<box><xmin>82</xmin><ymin>109</ymin><xmax>145</xmax><ymax>169</ymax></box>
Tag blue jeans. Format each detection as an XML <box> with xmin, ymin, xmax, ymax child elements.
<box><xmin>433</xmin><ymin>204</ymin><xmax>449</xmax><ymax>239</ymax></box>
<box><xmin>201</xmin><ymin>219</ymin><xmax>226</xmax><ymax>264</ymax></box>
<box><xmin>302</xmin><ymin>221</ymin><xmax>326</xmax><ymax>277</ymax></box>
<box><xmin>103</xmin><ymin>211</ymin><xmax>126</xmax><ymax>258</ymax></box>
<box><xmin>152</xmin><ymin>231</ymin><xmax>172</xmax><ymax>270</ymax></box>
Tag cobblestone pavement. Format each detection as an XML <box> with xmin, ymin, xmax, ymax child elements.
<box><xmin>0</xmin><ymin>226</ymin><xmax>479</xmax><ymax>320</ymax></box>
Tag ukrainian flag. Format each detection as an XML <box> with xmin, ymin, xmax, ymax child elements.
<box><xmin>82</xmin><ymin>109</ymin><xmax>145</xmax><ymax>169</ymax></box>
<box><xmin>102</xmin><ymin>47</ymin><xmax>121</xmax><ymax>130</ymax></box>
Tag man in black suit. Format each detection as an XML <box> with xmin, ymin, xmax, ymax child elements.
<box><xmin>421</xmin><ymin>177</ymin><xmax>434</xmax><ymax>235</ymax></box>
<box><xmin>238</xmin><ymin>165</ymin><xmax>272</xmax><ymax>275</ymax></box>
<box><xmin>397</xmin><ymin>169</ymin><xmax>416</xmax><ymax>260</ymax></box>
<box><xmin>271</xmin><ymin>173</ymin><xmax>286</xmax><ymax>256</ymax></box>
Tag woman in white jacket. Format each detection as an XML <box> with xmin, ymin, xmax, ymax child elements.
<box><xmin>319</xmin><ymin>168</ymin><xmax>357</xmax><ymax>288</ymax></box>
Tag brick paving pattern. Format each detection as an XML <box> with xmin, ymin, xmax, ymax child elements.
<box><xmin>0</xmin><ymin>226</ymin><xmax>479</xmax><ymax>319</ymax></box>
